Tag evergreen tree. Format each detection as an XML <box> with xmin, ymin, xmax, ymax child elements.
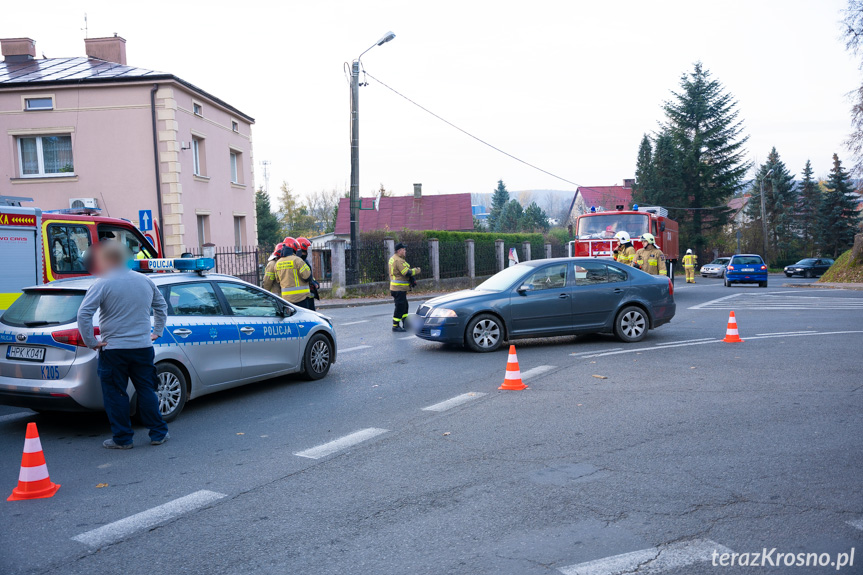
<box><xmin>255</xmin><ymin>186</ymin><xmax>283</xmax><ymax>249</ymax></box>
<box><xmin>632</xmin><ymin>134</ymin><xmax>654</xmax><ymax>204</ymax></box>
<box><xmin>520</xmin><ymin>202</ymin><xmax>550</xmax><ymax>232</ymax></box>
<box><xmin>277</xmin><ymin>181</ymin><xmax>316</xmax><ymax>236</ymax></box>
<box><xmin>745</xmin><ymin>147</ymin><xmax>796</xmax><ymax>258</ymax></box>
<box><xmin>487</xmin><ymin>180</ymin><xmax>510</xmax><ymax>231</ymax></box>
<box><xmin>496</xmin><ymin>199</ymin><xmax>523</xmax><ymax>233</ymax></box>
<box><xmin>662</xmin><ymin>62</ymin><xmax>750</xmax><ymax>253</ymax></box>
<box><xmin>797</xmin><ymin>160</ymin><xmax>821</xmax><ymax>256</ymax></box>
<box><xmin>647</xmin><ymin>131</ymin><xmax>686</xmax><ymax>208</ymax></box>
<box><xmin>817</xmin><ymin>153</ymin><xmax>862</xmax><ymax>257</ymax></box>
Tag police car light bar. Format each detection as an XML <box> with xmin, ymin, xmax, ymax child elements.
<box><xmin>130</xmin><ymin>257</ymin><xmax>215</xmax><ymax>274</ymax></box>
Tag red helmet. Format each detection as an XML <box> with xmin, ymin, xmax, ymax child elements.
<box><xmin>282</xmin><ymin>237</ymin><xmax>299</xmax><ymax>251</ymax></box>
<box><xmin>296</xmin><ymin>237</ymin><xmax>312</xmax><ymax>251</ymax></box>
<box><xmin>272</xmin><ymin>242</ymin><xmax>285</xmax><ymax>256</ymax></box>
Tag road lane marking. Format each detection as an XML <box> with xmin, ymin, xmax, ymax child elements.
<box><xmin>755</xmin><ymin>330</ymin><xmax>817</xmax><ymax>336</ymax></box>
<box><xmin>520</xmin><ymin>365</ymin><xmax>555</xmax><ymax>380</ymax></box>
<box><xmin>399</xmin><ymin>336</ymin><xmax>414</xmax><ymax>340</ymax></box>
<box><xmin>340</xmin><ymin>320</ymin><xmax>369</xmax><ymax>326</ymax></box>
<box><xmin>559</xmin><ymin>539</ymin><xmax>732</xmax><ymax>575</ymax></box>
<box><xmin>339</xmin><ymin>345</ymin><xmax>371</xmax><ymax>353</ymax></box>
<box><xmin>570</xmin><ymin>348</ymin><xmax>622</xmax><ymax>356</ymax></box>
<box><xmin>690</xmin><ymin>293</ymin><xmax>863</xmax><ymax>310</ymax></box>
<box><xmin>422</xmin><ymin>392</ymin><xmax>486</xmax><ymax>412</ymax></box>
<box><xmin>294</xmin><ymin>428</ymin><xmax>388</xmax><ymax>459</ymax></box>
<box><xmin>72</xmin><ymin>490</ymin><xmax>226</xmax><ymax>548</ymax></box>
<box><xmin>688</xmin><ymin>293</ymin><xmax>740</xmax><ymax>310</ymax></box>
<box><xmin>848</xmin><ymin>518</ymin><xmax>863</xmax><ymax>530</ymax></box>
<box><xmin>655</xmin><ymin>337</ymin><xmax>716</xmax><ymax>346</ymax></box>
<box><xmin>0</xmin><ymin>411</ymin><xmax>35</xmax><ymax>423</ymax></box>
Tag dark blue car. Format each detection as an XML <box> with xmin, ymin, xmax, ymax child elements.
<box><xmin>411</xmin><ymin>258</ymin><xmax>676</xmax><ymax>352</ymax></box>
<box><xmin>724</xmin><ymin>254</ymin><xmax>768</xmax><ymax>288</ymax></box>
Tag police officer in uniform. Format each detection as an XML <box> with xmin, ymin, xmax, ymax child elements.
<box><xmin>388</xmin><ymin>243</ymin><xmax>420</xmax><ymax>332</ymax></box>
<box><xmin>682</xmin><ymin>248</ymin><xmax>698</xmax><ymax>283</ymax></box>
<box><xmin>276</xmin><ymin>237</ymin><xmax>313</xmax><ymax>309</ymax></box>
<box><xmin>634</xmin><ymin>233</ymin><xmax>667</xmax><ymax>276</ymax></box>
<box><xmin>295</xmin><ymin>237</ymin><xmax>320</xmax><ymax>311</ymax></box>
<box><xmin>262</xmin><ymin>242</ymin><xmax>285</xmax><ymax>295</ymax></box>
<box><xmin>612</xmin><ymin>231</ymin><xmax>637</xmax><ymax>266</ymax></box>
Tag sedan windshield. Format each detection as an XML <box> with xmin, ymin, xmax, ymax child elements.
<box><xmin>709</xmin><ymin>258</ymin><xmax>730</xmax><ymax>265</ymax></box>
<box><xmin>474</xmin><ymin>265</ymin><xmax>532</xmax><ymax>292</ymax></box>
<box><xmin>793</xmin><ymin>259</ymin><xmax>817</xmax><ymax>266</ymax></box>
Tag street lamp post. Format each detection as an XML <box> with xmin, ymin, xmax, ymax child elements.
<box><xmin>348</xmin><ymin>31</ymin><xmax>396</xmax><ymax>285</ymax></box>
<box><xmin>759</xmin><ymin>168</ymin><xmax>774</xmax><ymax>266</ymax></box>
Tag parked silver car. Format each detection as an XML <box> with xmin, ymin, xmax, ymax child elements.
<box><xmin>0</xmin><ymin>267</ymin><xmax>336</xmax><ymax>421</ymax></box>
<box><xmin>700</xmin><ymin>257</ymin><xmax>730</xmax><ymax>278</ymax></box>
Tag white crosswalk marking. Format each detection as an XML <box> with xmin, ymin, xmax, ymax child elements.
<box><xmin>690</xmin><ymin>293</ymin><xmax>863</xmax><ymax>310</ymax></box>
<box><xmin>559</xmin><ymin>539</ymin><xmax>732</xmax><ymax>575</ymax></box>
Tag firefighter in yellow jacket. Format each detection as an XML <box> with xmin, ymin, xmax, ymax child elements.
<box><xmin>682</xmin><ymin>249</ymin><xmax>698</xmax><ymax>283</ymax></box>
<box><xmin>261</xmin><ymin>242</ymin><xmax>285</xmax><ymax>295</ymax></box>
<box><xmin>612</xmin><ymin>231</ymin><xmax>637</xmax><ymax>266</ymax></box>
<box><xmin>634</xmin><ymin>233</ymin><xmax>667</xmax><ymax>276</ymax></box>
<box><xmin>276</xmin><ymin>237</ymin><xmax>312</xmax><ymax>309</ymax></box>
<box><xmin>389</xmin><ymin>242</ymin><xmax>420</xmax><ymax>332</ymax></box>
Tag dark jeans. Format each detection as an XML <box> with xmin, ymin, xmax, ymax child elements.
<box><xmin>97</xmin><ymin>347</ymin><xmax>168</xmax><ymax>445</ymax></box>
<box><xmin>391</xmin><ymin>290</ymin><xmax>408</xmax><ymax>327</ymax></box>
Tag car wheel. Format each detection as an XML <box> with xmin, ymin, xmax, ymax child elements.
<box><xmin>785</xmin><ymin>273</ymin><xmax>792</xmax><ymax>278</ymax></box>
<box><xmin>465</xmin><ymin>313</ymin><xmax>504</xmax><ymax>353</ymax></box>
<box><xmin>302</xmin><ymin>333</ymin><xmax>332</xmax><ymax>380</ymax></box>
<box><xmin>804</xmin><ymin>270</ymin><xmax>813</xmax><ymax>279</ymax></box>
<box><xmin>155</xmin><ymin>363</ymin><xmax>187</xmax><ymax>423</ymax></box>
<box><xmin>759</xmin><ymin>281</ymin><xmax>768</xmax><ymax>288</ymax></box>
<box><xmin>724</xmin><ymin>278</ymin><xmax>732</xmax><ymax>287</ymax></box>
<box><xmin>614</xmin><ymin>306</ymin><xmax>648</xmax><ymax>343</ymax></box>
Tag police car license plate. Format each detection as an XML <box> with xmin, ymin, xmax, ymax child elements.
<box><xmin>742</xmin><ymin>267</ymin><xmax>754</xmax><ymax>272</ymax></box>
<box><xmin>6</xmin><ymin>346</ymin><xmax>45</xmax><ymax>362</ymax></box>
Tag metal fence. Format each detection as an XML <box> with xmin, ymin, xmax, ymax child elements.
<box><xmin>551</xmin><ymin>243</ymin><xmax>567</xmax><ymax>258</ymax></box>
<box><xmin>192</xmin><ymin>245</ymin><xmax>264</xmax><ymax>286</ymax></box>
<box><xmin>438</xmin><ymin>241</ymin><xmax>466</xmax><ymax>279</ymax></box>
<box><xmin>475</xmin><ymin>242</ymin><xmax>497</xmax><ymax>276</ymax></box>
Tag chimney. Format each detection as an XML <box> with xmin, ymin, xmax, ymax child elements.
<box><xmin>1</xmin><ymin>38</ymin><xmax>36</xmax><ymax>62</ymax></box>
<box><xmin>413</xmin><ymin>183</ymin><xmax>422</xmax><ymax>199</ymax></box>
<box><xmin>84</xmin><ymin>34</ymin><xmax>127</xmax><ymax>65</ymax></box>
<box><xmin>623</xmin><ymin>178</ymin><xmax>635</xmax><ymax>189</ymax></box>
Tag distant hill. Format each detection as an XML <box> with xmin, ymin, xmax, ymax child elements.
<box><xmin>470</xmin><ymin>189</ymin><xmax>575</xmax><ymax>220</ymax></box>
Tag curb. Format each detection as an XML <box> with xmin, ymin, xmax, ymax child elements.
<box><xmin>783</xmin><ymin>283</ymin><xmax>863</xmax><ymax>291</ymax></box>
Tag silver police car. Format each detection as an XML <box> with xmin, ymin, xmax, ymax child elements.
<box><xmin>0</xmin><ymin>259</ymin><xmax>336</xmax><ymax>421</ymax></box>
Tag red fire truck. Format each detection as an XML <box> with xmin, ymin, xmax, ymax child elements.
<box><xmin>0</xmin><ymin>197</ymin><xmax>161</xmax><ymax>310</ymax></box>
<box><xmin>569</xmin><ymin>205</ymin><xmax>679</xmax><ymax>275</ymax></box>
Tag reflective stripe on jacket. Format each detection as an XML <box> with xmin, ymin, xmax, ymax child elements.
<box><xmin>276</xmin><ymin>255</ymin><xmax>311</xmax><ymax>303</ymax></box>
<box><xmin>683</xmin><ymin>254</ymin><xmax>697</xmax><ymax>268</ymax></box>
<box><xmin>615</xmin><ymin>244</ymin><xmax>637</xmax><ymax>266</ymax></box>
<box><xmin>389</xmin><ymin>254</ymin><xmax>416</xmax><ymax>292</ymax></box>
<box><xmin>262</xmin><ymin>260</ymin><xmax>280</xmax><ymax>295</ymax></box>
<box><xmin>634</xmin><ymin>245</ymin><xmax>667</xmax><ymax>276</ymax></box>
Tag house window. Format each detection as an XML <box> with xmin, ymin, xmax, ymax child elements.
<box><xmin>231</xmin><ymin>121</ymin><xmax>239</xmax><ymax>132</ymax></box>
<box><xmin>229</xmin><ymin>150</ymin><xmax>243</xmax><ymax>185</ymax></box>
<box><xmin>197</xmin><ymin>214</ymin><xmax>210</xmax><ymax>249</ymax></box>
<box><xmin>230</xmin><ymin>152</ymin><xmax>238</xmax><ymax>184</ymax></box>
<box><xmin>25</xmin><ymin>97</ymin><xmax>53</xmax><ymax>111</ymax></box>
<box><xmin>17</xmin><ymin>135</ymin><xmax>74</xmax><ymax>177</ymax></box>
<box><xmin>192</xmin><ymin>136</ymin><xmax>206</xmax><ymax>176</ymax></box>
<box><xmin>233</xmin><ymin>216</ymin><xmax>244</xmax><ymax>249</ymax></box>
<box><xmin>193</xmin><ymin>102</ymin><xmax>203</xmax><ymax>116</ymax></box>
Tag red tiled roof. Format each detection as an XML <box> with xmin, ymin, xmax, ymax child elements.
<box><xmin>333</xmin><ymin>193</ymin><xmax>474</xmax><ymax>234</ymax></box>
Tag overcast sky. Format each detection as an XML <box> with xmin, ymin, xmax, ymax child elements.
<box><xmin>4</xmin><ymin>0</ymin><xmax>859</xmax><ymax>203</ymax></box>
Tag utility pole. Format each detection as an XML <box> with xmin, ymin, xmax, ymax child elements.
<box><xmin>759</xmin><ymin>168</ymin><xmax>774</xmax><ymax>266</ymax></box>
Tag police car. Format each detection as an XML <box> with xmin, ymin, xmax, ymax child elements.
<box><xmin>0</xmin><ymin>258</ymin><xmax>336</xmax><ymax>421</ymax></box>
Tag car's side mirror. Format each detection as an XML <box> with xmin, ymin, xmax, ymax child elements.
<box><xmin>660</xmin><ymin>222</ymin><xmax>666</xmax><ymax>232</ymax></box>
<box><xmin>277</xmin><ymin>303</ymin><xmax>295</xmax><ymax>317</ymax></box>
<box><xmin>517</xmin><ymin>284</ymin><xmax>533</xmax><ymax>294</ymax></box>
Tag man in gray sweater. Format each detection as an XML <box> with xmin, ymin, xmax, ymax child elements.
<box><xmin>77</xmin><ymin>241</ymin><xmax>170</xmax><ymax>449</ymax></box>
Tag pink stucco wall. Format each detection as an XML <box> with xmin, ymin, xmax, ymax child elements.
<box><xmin>0</xmin><ymin>80</ymin><xmax>255</xmax><ymax>254</ymax></box>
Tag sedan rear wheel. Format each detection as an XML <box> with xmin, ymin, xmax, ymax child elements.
<box><xmin>155</xmin><ymin>363</ymin><xmax>187</xmax><ymax>422</ymax></box>
<box><xmin>465</xmin><ymin>314</ymin><xmax>503</xmax><ymax>352</ymax></box>
<box><xmin>614</xmin><ymin>306</ymin><xmax>648</xmax><ymax>343</ymax></box>
<box><xmin>804</xmin><ymin>270</ymin><xmax>813</xmax><ymax>279</ymax></box>
<box><xmin>303</xmin><ymin>333</ymin><xmax>332</xmax><ymax>380</ymax></box>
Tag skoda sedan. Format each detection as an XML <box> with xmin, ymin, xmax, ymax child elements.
<box><xmin>411</xmin><ymin>258</ymin><xmax>676</xmax><ymax>352</ymax></box>
<box><xmin>0</xmin><ymin>262</ymin><xmax>337</xmax><ymax>421</ymax></box>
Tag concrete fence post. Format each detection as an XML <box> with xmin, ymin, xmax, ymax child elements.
<box><xmin>522</xmin><ymin>241</ymin><xmax>531</xmax><ymax>261</ymax></box>
<box><xmin>202</xmin><ymin>243</ymin><xmax>216</xmax><ymax>260</ymax></box>
<box><xmin>545</xmin><ymin>243</ymin><xmax>552</xmax><ymax>259</ymax></box>
<box><xmin>495</xmin><ymin>239</ymin><xmax>505</xmax><ymax>272</ymax></box>
<box><xmin>385</xmin><ymin>237</ymin><xmax>395</xmax><ymax>259</ymax></box>
<box><xmin>330</xmin><ymin>239</ymin><xmax>347</xmax><ymax>298</ymax></box>
<box><xmin>465</xmin><ymin>239</ymin><xmax>475</xmax><ymax>280</ymax></box>
<box><xmin>567</xmin><ymin>241</ymin><xmax>573</xmax><ymax>258</ymax></box>
<box><xmin>429</xmin><ymin>238</ymin><xmax>440</xmax><ymax>285</ymax></box>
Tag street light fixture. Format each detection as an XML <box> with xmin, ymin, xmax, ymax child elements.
<box><xmin>759</xmin><ymin>168</ymin><xmax>774</xmax><ymax>266</ymax></box>
<box><xmin>348</xmin><ymin>31</ymin><xmax>396</xmax><ymax>284</ymax></box>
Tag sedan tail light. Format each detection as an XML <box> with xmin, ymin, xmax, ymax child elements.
<box><xmin>52</xmin><ymin>327</ymin><xmax>100</xmax><ymax>348</ymax></box>
<box><xmin>726</xmin><ymin>265</ymin><xmax>734</xmax><ymax>271</ymax></box>
<box><xmin>668</xmin><ymin>277</ymin><xmax>674</xmax><ymax>297</ymax></box>
<box><xmin>760</xmin><ymin>265</ymin><xmax>767</xmax><ymax>270</ymax></box>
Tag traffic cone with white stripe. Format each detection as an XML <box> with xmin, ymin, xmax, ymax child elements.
<box><xmin>722</xmin><ymin>311</ymin><xmax>744</xmax><ymax>343</ymax></box>
<box><xmin>499</xmin><ymin>345</ymin><xmax>528</xmax><ymax>390</ymax></box>
<box><xmin>7</xmin><ymin>422</ymin><xmax>60</xmax><ymax>501</ymax></box>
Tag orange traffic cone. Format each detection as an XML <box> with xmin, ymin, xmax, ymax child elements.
<box><xmin>499</xmin><ymin>345</ymin><xmax>528</xmax><ymax>390</ymax></box>
<box><xmin>8</xmin><ymin>422</ymin><xmax>60</xmax><ymax>501</ymax></box>
<box><xmin>722</xmin><ymin>311</ymin><xmax>744</xmax><ymax>343</ymax></box>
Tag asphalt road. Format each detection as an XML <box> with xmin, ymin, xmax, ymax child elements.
<box><xmin>1</xmin><ymin>276</ymin><xmax>861</xmax><ymax>575</ymax></box>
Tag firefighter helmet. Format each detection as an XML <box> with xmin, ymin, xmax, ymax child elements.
<box><xmin>282</xmin><ymin>237</ymin><xmax>299</xmax><ymax>251</ymax></box>
<box><xmin>686</xmin><ymin>248</ymin><xmax>692</xmax><ymax>254</ymax></box>
<box><xmin>272</xmin><ymin>242</ymin><xmax>285</xmax><ymax>257</ymax></box>
<box><xmin>641</xmin><ymin>233</ymin><xmax>656</xmax><ymax>245</ymax></box>
<box><xmin>614</xmin><ymin>231</ymin><xmax>631</xmax><ymax>243</ymax></box>
<box><xmin>296</xmin><ymin>237</ymin><xmax>312</xmax><ymax>251</ymax></box>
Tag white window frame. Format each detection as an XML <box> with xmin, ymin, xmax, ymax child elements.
<box><xmin>197</xmin><ymin>214</ymin><xmax>209</xmax><ymax>248</ymax></box>
<box><xmin>24</xmin><ymin>97</ymin><xmax>54</xmax><ymax>111</ymax></box>
<box><xmin>233</xmin><ymin>216</ymin><xmax>244</xmax><ymax>250</ymax></box>
<box><xmin>231</xmin><ymin>120</ymin><xmax>239</xmax><ymax>133</ymax></box>
<box><xmin>193</xmin><ymin>102</ymin><xmax>203</xmax><ymax>116</ymax></box>
<box><xmin>16</xmin><ymin>134</ymin><xmax>75</xmax><ymax>178</ymax></box>
<box><xmin>192</xmin><ymin>138</ymin><xmax>202</xmax><ymax>176</ymax></box>
<box><xmin>230</xmin><ymin>151</ymin><xmax>239</xmax><ymax>184</ymax></box>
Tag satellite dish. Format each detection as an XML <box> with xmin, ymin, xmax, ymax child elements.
<box><xmin>374</xmin><ymin>192</ymin><xmax>381</xmax><ymax>212</ymax></box>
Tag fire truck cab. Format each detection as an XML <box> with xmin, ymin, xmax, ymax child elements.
<box><xmin>0</xmin><ymin>197</ymin><xmax>161</xmax><ymax>311</ymax></box>
<box><xmin>569</xmin><ymin>205</ymin><xmax>679</xmax><ymax>275</ymax></box>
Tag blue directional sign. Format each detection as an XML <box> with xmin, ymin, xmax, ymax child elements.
<box><xmin>138</xmin><ymin>209</ymin><xmax>153</xmax><ymax>232</ymax></box>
